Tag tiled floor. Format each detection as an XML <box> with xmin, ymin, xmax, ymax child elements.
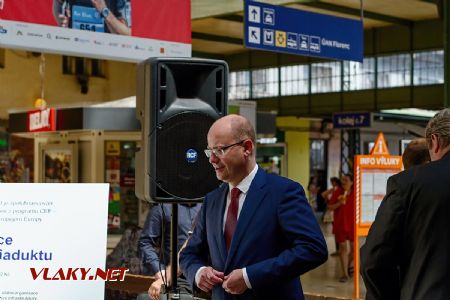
<box><xmin>300</xmin><ymin>223</ymin><xmax>366</xmax><ymax>300</ymax></box>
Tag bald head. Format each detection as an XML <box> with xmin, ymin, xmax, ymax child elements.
<box><xmin>206</xmin><ymin>115</ymin><xmax>257</xmax><ymax>185</ymax></box>
<box><xmin>209</xmin><ymin>114</ymin><xmax>256</xmax><ymax>145</ymax></box>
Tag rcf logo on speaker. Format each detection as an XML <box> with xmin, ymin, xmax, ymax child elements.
<box><xmin>186</xmin><ymin>149</ymin><xmax>198</xmax><ymax>163</ymax></box>
<box><xmin>30</xmin><ymin>267</ymin><xmax>128</xmax><ymax>281</ymax></box>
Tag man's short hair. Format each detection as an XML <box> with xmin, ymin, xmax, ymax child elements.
<box><xmin>231</xmin><ymin>116</ymin><xmax>256</xmax><ymax>144</ymax></box>
<box><xmin>425</xmin><ymin>108</ymin><xmax>450</xmax><ymax>149</ymax></box>
<box><xmin>402</xmin><ymin>138</ymin><xmax>430</xmax><ymax>169</ymax></box>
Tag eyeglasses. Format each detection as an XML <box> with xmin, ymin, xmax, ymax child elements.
<box><xmin>204</xmin><ymin>140</ymin><xmax>245</xmax><ymax>158</ymax></box>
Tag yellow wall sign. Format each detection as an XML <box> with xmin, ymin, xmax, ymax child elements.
<box><xmin>106</xmin><ymin>141</ymin><xmax>120</xmax><ymax>156</ymax></box>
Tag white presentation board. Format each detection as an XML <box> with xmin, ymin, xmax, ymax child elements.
<box><xmin>0</xmin><ymin>184</ymin><xmax>109</xmax><ymax>300</ymax></box>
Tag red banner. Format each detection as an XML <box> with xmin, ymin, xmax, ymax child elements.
<box><xmin>0</xmin><ymin>0</ymin><xmax>191</xmax><ymax>61</ymax></box>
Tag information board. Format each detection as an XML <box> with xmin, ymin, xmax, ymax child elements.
<box><xmin>353</xmin><ymin>133</ymin><xmax>403</xmax><ymax>298</ymax></box>
<box><xmin>244</xmin><ymin>0</ymin><xmax>363</xmax><ymax>62</ymax></box>
<box><xmin>360</xmin><ymin>170</ymin><xmax>395</xmax><ymax>223</ymax></box>
<box><xmin>333</xmin><ymin>112</ymin><xmax>371</xmax><ymax>129</ymax></box>
<box><xmin>0</xmin><ymin>184</ymin><xmax>109</xmax><ymax>300</ymax></box>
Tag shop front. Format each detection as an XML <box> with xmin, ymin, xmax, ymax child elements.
<box><xmin>8</xmin><ymin>107</ymin><xmax>145</xmax><ymax>236</ymax></box>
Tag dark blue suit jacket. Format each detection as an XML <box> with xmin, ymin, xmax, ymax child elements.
<box><xmin>180</xmin><ymin>167</ymin><xmax>328</xmax><ymax>300</ymax></box>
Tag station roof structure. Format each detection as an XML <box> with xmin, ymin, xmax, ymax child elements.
<box><xmin>190</xmin><ymin>0</ymin><xmax>440</xmax><ymax>57</ymax></box>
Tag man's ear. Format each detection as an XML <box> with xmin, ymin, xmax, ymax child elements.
<box><xmin>431</xmin><ymin>134</ymin><xmax>440</xmax><ymax>154</ymax></box>
<box><xmin>243</xmin><ymin>140</ymin><xmax>254</xmax><ymax>156</ymax></box>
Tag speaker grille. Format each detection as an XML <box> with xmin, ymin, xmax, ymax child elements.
<box><xmin>155</xmin><ymin>112</ymin><xmax>220</xmax><ymax>199</ymax></box>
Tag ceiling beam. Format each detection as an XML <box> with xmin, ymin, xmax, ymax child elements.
<box><xmin>300</xmin><ymin>2</ymin><xmax>413</xmax><ymax>26</ymax></box>
<box><xmin>420</xmin><ymin>0</ymin><xmax>443</xmax><ymax>18</ymax></box>
<box><xmin>214</xmin><ymin>1</ymin><xmax>413</xmax><ymax>27</ymax></box>
<box><xmin>192</xmin><ymin>32</ymin><xmax>243</xmax><ymax>45</ymax></box>
<box><xmin>192</xmin><ymin>51</ymin><xmax>226</xmax><ymax>60</ymax></box>
<box><xmin>214</xmin><ymin>15</ymin><xmax>244</xmax><ymax>22</ymax></box>
<box><xmin>192</xmin><ymin>0</ymin><xmax>314</xmax><ymax>19</ymax></box>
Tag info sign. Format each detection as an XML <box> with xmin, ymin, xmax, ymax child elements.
<box><xmin>0</xmin><ymin>184</ymin><xmax>109</xmax><ymax>300</ymax></box>
<box><xmin>353</xmin><ymin>132</ymin><xmax>402</xmax><ymax>298</ymax></box>
<box><xmin>333</xmin><ymin>112</ymin><xmax>371</xmax><ymax>129</ymax></box>
<box><xmin>354</xmin><ymin>132</ymin><xmax>403</xmax><ymax>233</ymax></box>
<box><xmin>244</xmin><ymin>0</ymin><xmax>363</xmax><ymax>62</ymax></box>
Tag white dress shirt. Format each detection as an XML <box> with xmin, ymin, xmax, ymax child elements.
<box><xmin>195</xmin><ymin>165</ymin><xmax>258</xmax><ymax>289</ymax></box>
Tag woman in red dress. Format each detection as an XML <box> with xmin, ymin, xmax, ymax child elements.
<box><xmin>328</xmin><ymin>173</ymin><xmax>354</xmax><ymax>282</ymax></box>
<box><xmin>322</xmin><ymin>177</ymin><xmax>343</xmax><ymax>252</ymax></box>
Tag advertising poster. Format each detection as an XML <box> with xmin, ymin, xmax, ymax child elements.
<box><xmin>40</xmin><ymin>143</ymin><xmax>78</xmax><ymax>184</ymax></box>
<box><xmin>43</xmin><ymin>148</ymin><xmax>74</xmax><ymax>183</ymax></box>
<box><xmin>0</xmin><ymin>184</ymin><xmax>109</xmax><ymax>299</ymax></box>
<box><xmin>0</xmin><ymin>0</ymin><xmax>191</xmax><ymax>62</ymax></box>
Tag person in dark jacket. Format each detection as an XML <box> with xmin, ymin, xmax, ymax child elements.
<box><xmin>361</xmin><ymin>108</ymin><xmax>450</xmax><ymax>300</ymax></box>
<box><xmin>139</xmin><ymin>203</ymin><xmax>201</xmax><ymax>300</ymax></box>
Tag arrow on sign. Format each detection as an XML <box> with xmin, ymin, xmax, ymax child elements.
<box><xmin>252</xmin><ymin>30</ymin><xmax>258</xmax><ymax>40</ymax></box>
<box><xmin>251</xmin><ymin>8</ymin><xmax>258</xmax><ymax>19</ymax></box>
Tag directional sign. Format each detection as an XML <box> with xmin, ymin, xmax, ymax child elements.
<box><xmin>275</xmin><ymin>30</ymin><xmax>286</xmax><ymax>47</ymax></box>
<box><xmin>248</xmin><ymin>5</ymin><xmax>261</xmax><ymax>23</ymax></box>
<box><xmin>333</xmin><ymin>112</ymin><xmax>371</xmax><ymax>129</ymax></box>
<box><xmin>263</xmin><ymin>29</ymin><xmax>274</xmax><ymax>45</ymax></box>
<box><xmin>244</xmin><ymin>0</ymin><xmax>363</xmax><ymax>62</ymax></box>
<box><xmin>248</xmin><ymin>26</ymin><xmax>261</xmax><ymax>44</ymax></box>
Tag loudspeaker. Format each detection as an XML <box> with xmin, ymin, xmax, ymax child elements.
<box><xmin>136</xmin><ymin>58</ymin><xmax>228</xmax><ymax>203</ymax></box>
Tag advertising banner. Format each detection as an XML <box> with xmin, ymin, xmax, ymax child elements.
<box><xmin>244</xmin><ymin>0</ymin><xmax>363</xmax><ymax>62</ymax></box>
<box><xmin>0</xmin><ymin>0</ymin><xmax>191</xmax><ymax>62</ymax></box>
<box><xmin>0</xmin><ymin>184</ymin><xmax>109</xmax><ymax>300</ymax></box>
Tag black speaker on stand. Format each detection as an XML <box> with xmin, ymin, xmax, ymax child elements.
<box><xmin>136</xmin><ymin>58</ymin><xmax>228</xmax><ymax>300</ymax></box>
<box><xmin>136</xmin><ymin>58</ymin><xmax>228</xmax><ymax>203</ymax></box>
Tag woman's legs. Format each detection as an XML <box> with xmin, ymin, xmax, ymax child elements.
<box><xmin>338</xmin><ymin>241</ymin><xmax>349</xmax><ymax>281</ymax></box>
<box><xmin>348</xmin><ymin>241</ymin><xmax>354</xmax><ymax>276</ymax></box>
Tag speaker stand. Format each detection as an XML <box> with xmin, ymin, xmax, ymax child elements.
<box><xmin>160</xmin><ymin>203</ymin><xmax>194</xmax><ymax>300</ymax></box>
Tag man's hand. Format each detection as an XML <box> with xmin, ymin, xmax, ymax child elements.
<box><xmin>57</xmin><ymin>3</ymin><xmax>71</xmax><ymax>28</ymax></box>
<box><xmin>197</xmin><ymin>266</ymin><xmax>224</xmax><ymax>293</ymax></box>
<box><xmin>148</xmin><ymin>278</ymin><xmax>164</xmax><ymax>300</ymax></box>
<box><xmin>223</xmin><ymin>269</ymin><xmax>247</xmax><ymax>295</ymax></box>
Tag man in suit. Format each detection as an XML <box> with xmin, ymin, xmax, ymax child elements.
<box><xmin>360</xmin><ymin>108</ymin><xmax>450</xmax><ymax>300</ymax></box>
<box><xmin>180</xmin><ymin>114</ymin><xmax>327</xmax><ymax>300</ymax></box>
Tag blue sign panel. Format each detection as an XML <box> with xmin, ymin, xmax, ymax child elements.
<box><xmin>244</xmin><ymin>0</ymin><xmax>363</xmax><ymax>62</ymax></box>
<box><xmin>333</xmin><ymin>112</ymin><xmax>371</xmax><ymax>129</ymax></box>
<box><xmin>72</xmin><ymin>5</ymin><xmax>105</xmax><ymax>33</ymax></box>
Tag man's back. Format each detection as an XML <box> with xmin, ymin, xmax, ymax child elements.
<box><xmin>399</xmin><ymin>152</ymin><xmax>450</xmax><ymax>299</ymax></box>
<box><xmin>361</xmin><ymin>152</ymin><xmax>450</xmax><ymax>300</ymax></box>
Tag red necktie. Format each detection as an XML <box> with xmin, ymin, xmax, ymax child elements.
<box><xmin>224</xmin><ymin>187</ymin><xmax>241</xmax><ymax>251</ymax></box>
